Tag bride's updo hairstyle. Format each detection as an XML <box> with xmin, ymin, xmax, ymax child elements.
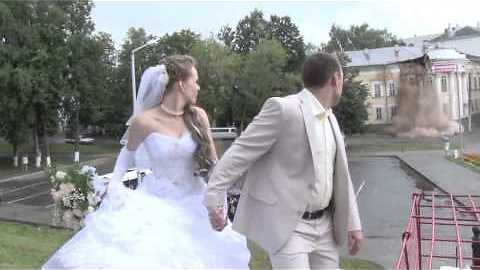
<box><xmin>159</xmin><ymin>55</ymin><xmax>214</xmax><ymax>177</ymax></box>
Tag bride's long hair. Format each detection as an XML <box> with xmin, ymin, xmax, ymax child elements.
<box><xmin>160</xmin><ymin>55</ymin><xmax>215</xmax><ymax>175</ymax></box>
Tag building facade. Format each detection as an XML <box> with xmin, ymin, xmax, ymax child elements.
<box><xmin>345</xmin><ymin>46</ymin><xmax>480</xmax><ymax>128</ymax></box>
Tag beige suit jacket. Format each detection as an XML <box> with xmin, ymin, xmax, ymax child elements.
<box><xmin>204</xmin><ymin>90</ymin><xmax>362</xmax><ymax>254</ymax></box>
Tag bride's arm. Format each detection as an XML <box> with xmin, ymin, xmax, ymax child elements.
<box><xmin>106</xmin><ymin>117</ymin><xmax>149</xmax><ymax>196</ymax></box>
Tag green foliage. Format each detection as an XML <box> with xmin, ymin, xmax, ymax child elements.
<box><xmin>190</xmin><ymin>39</ymin><xmax>241</xmax><ymax>125</ymax></box>
<box><xmin>219</xmin><ymin>9</ymin><xmax>305</xmax><ymax>72</ymax></box>
<box><xmin>323</xmin><ymin>41</ymin><xmax>372</xmax><ymax>134</ymax></box>
<box><xmin>266</xmin><ymin>15</ymin><xmax>305</xmax><ymax>72</ymax></box>
<box><xmin>324</xmin><ymin>23</ymin><xmax>404</xmax><ymax>52</ymax></box>
<box><xmin>334</xmin><ymin>68</ymin><xmax>369</xmax><ymax>134</ymax></box>
<box><xmin>156</xmin><ymin>29</ymin><xmax>201</xmax><ymax>57</ymax></box>
<box><xmin>235</xmin><ymin>39</ymin><xmax>289</xmax><ymax>128</ymax></box>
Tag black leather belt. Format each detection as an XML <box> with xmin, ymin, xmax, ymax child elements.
<box><xmin>302</xmin><ymin>209</ymin><xmax>325</xmax><ymax>220</ymax></box>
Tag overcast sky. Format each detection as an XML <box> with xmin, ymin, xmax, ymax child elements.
<box><xmin>91</xmin><ymin>0</ymin><xmax>480</xmax><ymax>48</ymax></box>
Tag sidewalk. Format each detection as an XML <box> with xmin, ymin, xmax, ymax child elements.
<box><xmin>398</xmin><ymin>150</ymin><xmax>480</xmax><ymax>195</ymax></box>
<box><xmin>350</xmin><ymin>150</ymin><xmax>480</xmax><ymax>195</ymax></box>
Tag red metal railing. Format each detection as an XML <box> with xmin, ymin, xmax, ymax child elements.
<box><xmin>396</xmin><ymin>192</ymin><xmax>480</xmax><ymax>270</ymax></box>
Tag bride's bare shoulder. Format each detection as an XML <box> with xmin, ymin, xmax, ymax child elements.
<box><xmin>127</xmin><ymin>114</ymin><xmax>157</xmax><ymax>150</ymax></box>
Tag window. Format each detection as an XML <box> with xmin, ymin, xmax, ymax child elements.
<box><xmin>376</xmin><ymin>108</ymin><xmax>382</xmax><ymax>120</ymax></box>
<box><xmin>389</xmin><ymin>81</ymin><xmax>396</xmax><ymax>96</ymax></box>
<box><xmin>441</xmin><ymin>76</ymin><xmax>447</xmax><ymax>92</ymax></box>
<box><xmin>374</xmin><ymin>83</ymin><xmax>381</xmax><ymax>97</ymax></box>
<box><xmin>475</xmin><ymin>77</ymin><xmax>479</xmax><ymax>91</ymax></box>
<box><xmin>391</xmin><ymin>106</ymin><xmax>397</xmax><ymax>117</ymax></box>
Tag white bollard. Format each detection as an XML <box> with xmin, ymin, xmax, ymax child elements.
<box><xmin>35</xmin><ymin>155</ymin><xmax>42</xmax><ymax>168</ymax></box>
<box><xmin>46</xmin><ymin>156</ymin><xmax>51</xmax><ymax>167</ymax></box>
<box><xmin>453</xmin><ymin>149</ymin><xmax>459</xmax><ymax>159</ymax></box>
<box><xmin>22</xmin><ymin>156</ymin><xmax>28</xmax><ymax>171</ymax></box>
<box><xmin>13</xmin><ymin>156</ymin><xmax>18</xmax><ymax>167</ymax></box>
<box><xmin>74</xmin><ymin>151</ymin><xmax>80</xmax><ymax>163</ymax></box>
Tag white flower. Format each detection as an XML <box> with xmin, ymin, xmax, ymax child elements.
<box><xmin>55</xmin><ymin>171</ymin><xmax>67</xmax><ymax>180</ymax></box>
<box><xmin>80</xmin><ymin>165</ymin><xmax>96</xmax><ymax>176</ymax></box>
<box><xmin>59</xmin><ymin>183</ymin><xmax>75</xmax><ymax>194</ymax></box>
<box><xmin>62</xmin><ymin>196</ymin><xmax>73</xmax><ymax>208</ymax></box>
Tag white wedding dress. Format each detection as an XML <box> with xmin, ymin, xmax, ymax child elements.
<box><xmin>43</xmin><ymin>131</ymin><xmax>250</xmax><ymax>269</ymax></box>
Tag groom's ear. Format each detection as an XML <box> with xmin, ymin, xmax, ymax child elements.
<box><xmin>330</xmin><ymin>72</ymin><xmax>340</xmax><ymax>87</ymax></box>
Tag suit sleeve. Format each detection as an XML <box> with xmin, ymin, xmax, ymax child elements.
<box><xmin>348</xmin><ymin>175</ymin><xmax>362</xmax><ymax>231</ymax></box>
<box><xmin>204</xmin><ymin>97</ymin><xmax>283</xmax><ymax>208</ymax></box>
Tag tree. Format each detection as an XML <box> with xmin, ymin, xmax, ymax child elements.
<box><xmin>266</xmin><ymin>15</ymin><xmax>305</xmax><ymax>72</ymax></box>
<box><xmin>60</xmin><ymin>0</ymin><xmax>100</xmax><ymax>161</ymax></box>
<box><xmin>333</xmin><ymin>65</ymin><xmax>369</xmax><ymax>134</ymax></box>
<box><xmin>0</xmin><ymin>1</ymin><xmax>37</xmax><ymax>166</ymax></box>
<box><xmin>235</xmin><ymin>39</ymin><xmax>288</xmax><ymax>129</ymax></box>
<box><xmin>324</xmin><ymin>23</ymin><xmax>404</xmax><ymax>52</ymax></box>
<box><xmin>228</xmin><ymin>9</ymin><xmax>267</xmax><ymax>54</ymax></box>
<box><xmin>110</xmin><ymin>27</ymin><xmax>152</xmax><ymax>138</ymax></box>
<box><xmin>88</xmin><ymin>32</ymin><xmax>117</xmax><ymax>133</ymax></box>
<box><xmin>155</xmin><ymin>29</ymin><xmax>201</xmax><ymax>58</ymax></box>
<box><xmin>190</xmin><ymin>39</ymin><xmax>241</xmax><ymax>126</ymax></box>
<box><xmin>219</xmin><ymin>10</ymin><xmax>305</xmax><ymax>72</ymax></box>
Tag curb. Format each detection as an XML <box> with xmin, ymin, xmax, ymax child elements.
<box><xmin>0</xmin><ymin>154</ymin><xmax>116</xmax><ymax>184</ymax></box>
<box><xmin>349</xmin><ymin>152</ymin><xmax>450</xmax><ymax>195</ymax></box>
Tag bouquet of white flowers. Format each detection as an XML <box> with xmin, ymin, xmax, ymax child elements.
<box><xmin>48</xmin><ymin>165</ymin><xmax>106</xmax><ymax>229</ymax></box>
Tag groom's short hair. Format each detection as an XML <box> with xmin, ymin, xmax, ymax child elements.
<box><xmin>302</xmin><ymin>52</ymin><xmax>341</xmax><ymax>89</ymax></box>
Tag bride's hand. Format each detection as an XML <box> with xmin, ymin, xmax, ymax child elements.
<box><xmin>208</xmin><ymin>207</ymin><xmax>227</xmax><ymax>231</ymax></box>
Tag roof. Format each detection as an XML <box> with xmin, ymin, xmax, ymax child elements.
<box><xmin>344</xmin><ymin>46</ymin><xmax>424</xmax><ymax>67</ymax></box>
<box><xmin>402</xmin><ymin>25</ymin><xmax>480</xmax><ymax>57</ymax></box>
<box><xmin>433</xmin><ymin>36</ymin><xmax>480</xmax><ymax>57</ymax></box>
<box><xmin>403</xmin><ymin>33</ymin><xmax>442</xmax><ymax>47</ymax></box>
<box><xmin>427</xmin><ymin>48</ymin><xmax>466</xmax><ymax>60</ymax></box>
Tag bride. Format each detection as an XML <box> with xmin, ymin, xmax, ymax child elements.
<box><xmin>43</xmin><ymin>55</ymin><xmax>250</xmax><ymax>269</ymax></box>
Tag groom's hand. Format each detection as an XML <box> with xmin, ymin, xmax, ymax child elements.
<box><xmin>208</xmin><ymin>207</ymin><xmax>227</xmax><ymax>231</ymax></box>
<box><xmin>348</xmin><ymin>230</ymin><xmax>363</xmax><ymax>255</ymax></box>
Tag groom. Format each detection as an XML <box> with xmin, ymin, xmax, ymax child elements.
<box><xmin>204</xmin><ymin>52</ymin><xmax>363</xmax><ymax>269</ymax></box>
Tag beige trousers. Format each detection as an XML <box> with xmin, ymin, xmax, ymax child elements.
<box><xmin>269</xmin><ymin>212</ymin><xmax>339</xmax><ymax>270</ymax></box>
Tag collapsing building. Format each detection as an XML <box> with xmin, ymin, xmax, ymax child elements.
<box><xmin>345</xmin><ymin>46</ymin><xmax>480</xmax><ymax>137</ymax></box>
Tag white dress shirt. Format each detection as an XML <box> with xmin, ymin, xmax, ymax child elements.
<box><xmin>300</xmin><ymin>89</ymin><xmax>336</xmax><ymax>211</ymax></box>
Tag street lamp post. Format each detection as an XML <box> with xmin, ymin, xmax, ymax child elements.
<box><xmin>130</xmin><ymin>38</ymin><xmax>161</xmax><ymax>112</ymax></box>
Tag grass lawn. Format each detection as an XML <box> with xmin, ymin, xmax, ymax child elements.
<box><xmin>2</xmin><ymin>221</ymin><xmax>384</xmax><ymax>269</ymax></box>
<box><xmin>449</xmin><ymin>157</ymin><xmax>480</xmax><ymax>174</ymax></box>
<box><xmin>0</xmin><ymin>221</ymin><xmax>73</xmax><ymax>269</ymax></box>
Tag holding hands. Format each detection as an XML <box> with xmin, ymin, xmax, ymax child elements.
<box><xmin>208</xmin><ymin>206</ymin><xmax>228</xmax><ymax>231</ymax></box>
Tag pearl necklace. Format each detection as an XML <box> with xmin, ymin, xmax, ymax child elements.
<box><xmin>160</xmin><ymin>104</ymin><xmax>184</xmax><ymax>117</ymax></box>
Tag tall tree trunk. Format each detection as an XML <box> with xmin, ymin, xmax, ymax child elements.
<box><xmin>38</xmin><ymin>105</ymin><xmax>51</xmax><ymax>168</ymax></box>
<box><xmin>12</xmin><ymin>143</ymin><xmax>18</xmax><ymax>168</ymax></box>
<box><xmin>33</xmin><ymin>120</ymin><xmax>41</xmax><ymax>168</ymax></box>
